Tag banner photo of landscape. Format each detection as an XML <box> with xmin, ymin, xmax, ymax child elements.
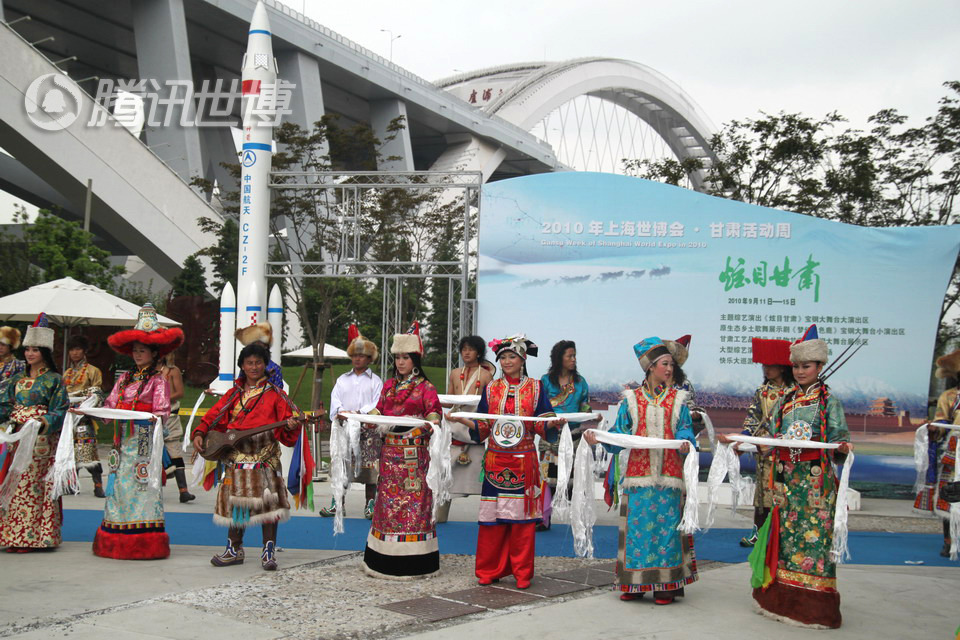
<box><xmin>477</xmin><ymin>172</ymin><xmax>960</xmax><ymax>487</ymax></box>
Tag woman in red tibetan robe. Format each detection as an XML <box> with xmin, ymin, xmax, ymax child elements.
<box><xmin>467</xmin><ymin>334</ymin><xmax>564</xmax><ymax>589</ymax></box>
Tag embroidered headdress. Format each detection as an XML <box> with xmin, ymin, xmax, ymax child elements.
<box><xmin>346</xmin><ymin>324</ymin><xmax>378</xmax><ymax>360</ymax></box>
<box><xmin>489</xmin><ymin>333</ymin><xmax>538</xmax><ymax>360</ymax></box>
<box><xmin>107</xmin><ymin>303</ymin><xmax>184</xmax><ymax>356</ymax></box>
<box><xmin>633</xmin><ymin>336</ymin><xmax>672</xmax><ymax>373</ymax></box>
<box><xmin>22</xmin><ymin>313</ymin><xmax>54</xmax><ymax>351</ymax></box>
<box><xmin>751</xmin><ymin>337</ymin><xmax>792</xmax><ymax>366</ymax></box>
<box><xmin>390</xmin><ymin>322</ymin><xmax>423</xmax><ymax>356</ymax></box>
<box><xmin>789</xmin><ymin>324</ymin><xmax>829</xmax><ymax>364</ymax></box>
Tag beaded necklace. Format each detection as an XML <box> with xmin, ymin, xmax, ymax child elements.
<box><xmin>459</xmin><ymin>365</ymin><xmax>483</xmax><ymax>394</ymax></box>
<box><xmin>388</xmin><ymin>374</ymin><xmax>422</xmax><ymax>407</ymax></box>
<box><xmin>64</xmin><ymin>360</ymin><xmax>88</xmax><ymax>388</ymax></box>
<box><xmin>760</xmin><ymin>380</ymin><xmax>790</xmax><ymax>400</ymax></box>
<box><xmin>114</xmin><ymin>366</ymin><xmax>156</xmax><ymax>442</ymax></box>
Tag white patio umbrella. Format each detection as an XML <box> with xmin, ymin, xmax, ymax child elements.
<box><xmin>0</xmin><ymin>277</ymin><xmax>180</xmax><ymax>367</ymax></box>
<box><xmin>282</xmin><ymin>343</ymin><xmax>350</xmax><ymax>360</ymax></box>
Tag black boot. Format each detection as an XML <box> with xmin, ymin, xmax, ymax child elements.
<box><xmin>91</xmin><ymin>464</ymin><xmax>105</xmax><ymax>498</ymax></box>
<box><xmin>174</xmin><ymin>468</ymin><xmax>196</xmax><ymax>503</ymax></box>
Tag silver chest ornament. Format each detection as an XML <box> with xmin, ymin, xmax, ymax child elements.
<box><xmin>785</xmin><ymin>419</ymin><xmax>813</xmax><ymax>441</ymax></box>
<box><xmin>492</xmin><ymin>418</ymin><xmax>524</xmax><ymax>448</ymax></box>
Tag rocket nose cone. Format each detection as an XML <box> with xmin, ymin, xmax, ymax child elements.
<box><xmin>250</xmin><ymin>1</ymin><xmax>271</xmax><ymax>34</ymax></box>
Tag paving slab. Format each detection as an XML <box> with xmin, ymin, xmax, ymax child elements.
<box><xmin>379</xmin><ymin>597</ymin><xmax>486</xmax><ymax>622</ymax></box>
<box><xmin>396</xmin><ymin>562</ymin><xmax>959</xmax><ymax>640</ymax></box>
<box><xmin>0</xmin><ymin>542</ymin><xmax>348</xmax><ymax>635</ymax></box>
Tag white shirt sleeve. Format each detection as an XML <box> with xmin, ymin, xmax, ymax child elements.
<box><xmin>329</xmin><ymin>374</ymin><xmax>345</xmax><ymax>418</ymax></box>
<box><xmin>360</xmin><ymin>372</ymin><xmax>383</xmax><ymax>414</ymax></box>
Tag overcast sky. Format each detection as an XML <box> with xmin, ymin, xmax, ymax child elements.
<box><xmin>293</xmin><ymin>0</ymin><xmax>960</xmax><ymax>133</ymax></box>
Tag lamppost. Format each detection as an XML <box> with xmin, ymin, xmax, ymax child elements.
<box><xmin>380</xmin><ymin>29</ymin><xmax>401</xmax><ymax>62</ymax></box>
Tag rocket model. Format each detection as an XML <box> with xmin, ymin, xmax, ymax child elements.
<box><xmin>212</xmin><ymin>282</ymin><xmax>237</xmax><ymax>393</ymax></box>
<box><xmin>237</xmin><ymin>0</ymin><xmax>277</xmax><ymax>324</ymax></box>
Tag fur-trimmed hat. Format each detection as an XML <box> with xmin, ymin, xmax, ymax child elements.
<box><xmin>391</xmin><ymin>322</ymin><xmax>423</xmax><ymax>356</ymax></box>
<box><xmin>346</xmin><ymin>324</ymin><xmax>378</xmax><ymax>360</ymax></box>
<box><xmin>752</xmin><ymin>338</ymin><xmax>792</xmax><ymax>366</ymax></box>
<box><xmin>489</xmin><ymin>333</ymin><xmax>538</xmax><ymax>360</ymax></box>
<box><xmin>0</xmin><ymin>326</ymin><xmax>21</xmax><ymax>350</ymax></box>
<box><xmin>664</xmin><ymin>335</ymin><xmax>691</xmax><ymax>367</ymax></box>
<box><xmin>23</xmin><ymin>313</ymin><xmax>54</xmax><ymax>351</ymax></box>
<box><xmin>633</xmin><ymin>336</ymin><xmax>672</xmax><ymax>373</ymax></box>
<box><xmin>235</xmin><ymin>322</ymin><xmax>272</xmax><ymax>347</ymax></box>
<box><xmin>935</xmin><ymin>349</ymin><xmax>960</xmax><ymax>379</ymax></box>
<box><xmin>790</xmin><ymin>324</ymin><xmax>829</xmax><ymax>364</ymax></box>
<box><xmin>107</xmin><ymin>304</ymin><xmax>184</xmax><ymax>357</ymax></box>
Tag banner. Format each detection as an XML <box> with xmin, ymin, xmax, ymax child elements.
<box><xmin>478</xmin><ymin>173</ymin><xmax>960</xmax><ymax>483</ymax></box>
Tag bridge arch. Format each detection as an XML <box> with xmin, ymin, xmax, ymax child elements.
<box><xmin>437</xmin><ymin>58</ymin><xmax>717</xmax><ymax>189</ymax></box>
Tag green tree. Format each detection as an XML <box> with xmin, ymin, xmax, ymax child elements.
<box><xmin>170</xmin><ymin>254</ymin><xmax>207</xmax><ymax>298</ymax></box>
<box><xmin>0</xmin><ymin>206</ymin><xmax>126</xmax><ymax>296</ymax></box>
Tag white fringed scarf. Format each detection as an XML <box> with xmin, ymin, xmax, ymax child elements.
<box><xmin>570</xmin><ymin>435</ymin><xmax>597</xmax><ymax>558</ymax></box>
<box><xmin>427</xmin><ymin>419</ymin><xmax>453</xmax><ymax>523</ymax></box>
<box><xmin>76</xmin><ymin>407</ymin><xmax>166</xmax><ymax>490</ymax></box>
<box><xmin>550</xmin><ymin>413</ymin><xmax>602</xmax><ymax>523</ymax></box>
<box><xmin>182</xmin><ymin>392</ymin><xmax>208</xmax><ymax>453</ymax></box>
<box><xmin>48</xmin><ymin>395</ymin><xmax>99</xmax><ymax>499</ymax></box>
<box><xmin>569</xmin><ymin>429</ymin><xmax>700</xmax><ymax>559</ymax></box>
<box><xmin>329</xmin><ymin>417</ymin><xmax>362</xmax><ymax>534</ymax></box>
<box><xmin>700</xmin><ymin>410</ymin><xmax>716</xmax><ymax>446</ymax></box>
<box><xmin>728</xmin><ymin>434</ymin><xmax>854</xmax><ymax>564</ymax></box>
<box><xmin>0</xmin><ymin>419</ymin><xmax>41</xmax><ymax>510</ymax></box>
<box><xmin>338</xmin><ymin>413</ymin><xmax>448</xmax><ymax>525</ymax></box>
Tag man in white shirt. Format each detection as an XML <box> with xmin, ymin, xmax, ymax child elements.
<box><xmin>321</xmin><ymin>326</ymin><xmax>383</xmax><ymax>519</ymax></box>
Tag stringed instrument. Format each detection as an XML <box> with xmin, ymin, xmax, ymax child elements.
<box><xmin>199</xmin><ymin>412</ymin><xmax>322</xmax><ymax>461</ymax></box>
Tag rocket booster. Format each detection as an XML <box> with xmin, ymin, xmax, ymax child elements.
<box><xmin>237</xmin><ymin>0</ymin><xmax>276</xmax><ymax>324</ymax></box>
<box><xmin>213</xmin><ymin>282</ymin><xmax>237</xmax><ymax>393</ymax></box>
<box><xmin>268</xmin><ymin>284</ymin><xmax>283</xmax><ymax>365</ymax></box>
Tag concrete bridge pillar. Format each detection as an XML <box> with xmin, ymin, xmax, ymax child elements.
<box><xmin>370</xmin><ymin>98</ymin><xmax>414</xmax><ymax>171</ymax></box>
<box><xmin>131</xmin><ymin>0</ymin><xmax>205</xmax><ymax>184</ymax></box>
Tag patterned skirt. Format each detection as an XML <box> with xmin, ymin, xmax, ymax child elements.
<box><xmin>74</xmin><ymin>420</ymin><xmax>101</xmax><ymax>469</ymax></box>
<box><xmin>355</xmin><ymin>428</ymin><xmax>381</xmax><ymax>485</ymax></box>
<box><xmin>363</xmin><ymin>427</ymin><xmax>438</xmax><ymax>579</ymax></box>
<box><xmin>753</xmin><ymin>452</ymin><xmax>774</xmax><ymax>509</ymax></box>
<box><xmin>913</xmin><ymin>461</ymin><xmax>955</xmax><ymax>519</ymax></box>
<box><xmin>214</xmin><ymin>431</ymin><xmax>290</xmax><ymax>529</ymax></box>
<box><xmin>479</xmin><ymin>449</ymin><xmax>543</xmax><ymax>524</ymax></box>
<box><xmin>753</xmin><ymin>455</ymin><xmax>841</xmax><ymax>629</ymax></box>
<box><xmin>615</xmin><ymin>485</ymin><xmax>697</xmax><ymax>593</ymax></box>
<box><xmin>0</xmin><ymin>434</ymin><xmax>61</xmax><ymax>549</ymax></box>
<box><xmin>93</xmin><ymin>423</ymin><xmax>169</xmax><ymax>560</ymax></box>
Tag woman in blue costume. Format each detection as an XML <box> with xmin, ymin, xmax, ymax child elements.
<box><xmin>585</xmin><ymin>337</ymin><xmax>697</xmax><ymax>605</ymax></box>
<box><xmin>538</xmin><ymin>339</ymin><xmax>590</xmax><ymax>529</ymax></box>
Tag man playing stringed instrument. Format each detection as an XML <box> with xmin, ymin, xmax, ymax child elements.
<box><xmin>192</xmin><ymin>342</ymin><xmax>304</xmax><ymax>570</ymax></box>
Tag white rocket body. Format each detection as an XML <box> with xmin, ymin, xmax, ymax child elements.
<box><xmin>212</xmin><ymin>282</ymin><xmax>237</xmax><ymax>393</ymax></box>
<box><xmin>237</xmin><ymin>0</ymin><xmax>276</xmax><ymax>329</ymax></box>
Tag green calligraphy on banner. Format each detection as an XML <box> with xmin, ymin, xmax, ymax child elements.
<box><xmin>719</xmin><ymin>254</ymin><xmax>822</xmax><ymax>301</ymax></box>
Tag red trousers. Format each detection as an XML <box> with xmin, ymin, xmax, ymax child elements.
<box><xmin>475</xmin><ymin>522</ymin><xmax>536</xmax><ymax>583</ymax></box>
